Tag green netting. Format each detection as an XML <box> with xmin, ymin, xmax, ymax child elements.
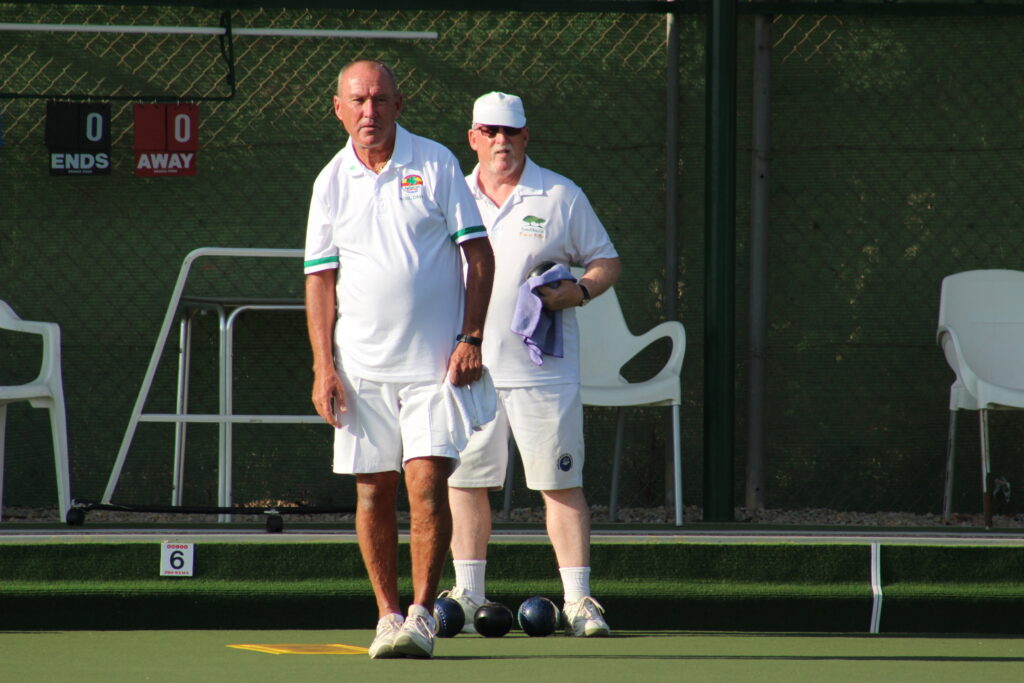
<box><xmin>2</xmin><ymin>2</ymin><xmax>1023</xmax><ymax>519</ymax></box>
<box><xmin>0</xmin><ymin>4</ymin><xmax>677</xmax><ymax>515</ymax></box>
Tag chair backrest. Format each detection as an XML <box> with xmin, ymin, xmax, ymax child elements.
<box><xmin>938</xmin><ymin>270</ymin><xmax>1024</xmax><ymax>390</ymax></box>
<box><xmin>572</xmin><ymin>273</ymin><xmax>637</xmax><ymax>385</ymax></box>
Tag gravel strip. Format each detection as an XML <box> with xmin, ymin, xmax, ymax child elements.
<box><xmin>3</xmin><ymin>505</ymin><xmax>1023</xmax><ymax>528</ymax></box>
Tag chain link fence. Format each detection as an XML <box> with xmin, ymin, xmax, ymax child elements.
<box><xmin>2</xmin><ymin>1</ymin><xmax>1023</xmax><ymax>522</ymax></box>
<box><xmin>747</xmin><ymin>9</ymin><xmax>1024</xmax><ymax>516</ymax></box>
<box><xmin>0</xmin><ymin>3</ymin><xmax>677</xmax><ymax>518</ymax></box>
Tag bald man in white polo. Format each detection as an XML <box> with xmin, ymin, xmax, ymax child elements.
<box><xmin>305</xmin><ymin>60</ymin><xmax>494</xmax><ymax>659</ymax></box>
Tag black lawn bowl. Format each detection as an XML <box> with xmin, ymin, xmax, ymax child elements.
<box><xmin>474</xmin><ymin>602</ymin><xmax>514</xmax><ymax>638</ymax></box>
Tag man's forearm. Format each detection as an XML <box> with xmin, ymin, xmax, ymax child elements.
<box><xmin>461</xmin><ymin>238</ymin><xmax>495</xmax><ymax>338</ymax></box>
<box><xmin>305</xmin><ymin>270</ymin><xmax>338</xmax><ymax>373</ymax></box>
<box><xmin>579</xmin><ymin>257</ymin><xmax>622</xmax><ymax>299</ymax></box>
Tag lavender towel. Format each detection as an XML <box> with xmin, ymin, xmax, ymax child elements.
<box><xmin>510</xmin><ymin>263</ymin><xmax>576</xmax><ymax>365</ymax></box>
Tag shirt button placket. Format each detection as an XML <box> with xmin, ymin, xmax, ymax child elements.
<box><xmin>376</xmin><ymin>173</ymin><xmax>389</xmax><ymax>215</ymax></box>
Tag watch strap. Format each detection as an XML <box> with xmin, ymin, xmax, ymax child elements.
<box><xmin>578</xmin><ymin>283</ymin><xmax>592</xmax><ymax>306</ymax></box>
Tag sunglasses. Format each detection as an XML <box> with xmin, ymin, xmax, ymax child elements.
<box><xmin>473</xmin><ymin>125</ymin><xmax>524</xmax><ymax>138</ymax></box>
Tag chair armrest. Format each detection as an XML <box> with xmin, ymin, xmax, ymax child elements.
<box><xmin>936</xmin><ymin>323</ymin><xmax>955</xmax><ymax>348</ymax></box>
<box><xmin>0</xmin><ymin>312</ymin><xmax>55</xmax><ymax>339</ymax></box>
<box><xmin>631</xmin><ymin>320</ymin><xmax>686</xmax><ymax>376</ymax></box>
<box><xmin>0</xmin><ymin>309</ymin><xmax>63</xmax><ymax>385</ymax></box>
<box><xmin>937</xmin><ymin>323</ymin><xmax>985</xmax><ymax>405</ymax></box>
<box><xmin>936</xmin><ymin>324</ymin><xmax>965</xmax><ymax>371</ymax></box>
<box><xmin>937</xmin><ymin>324</ymin><xmax>963</xmax><ymax>373</ymax></box>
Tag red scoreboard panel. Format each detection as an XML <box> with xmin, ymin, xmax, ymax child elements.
<box><xmin>134</xmin><ymin>104</ymin><xmax>199</xmax><ymax>177</ymax></box>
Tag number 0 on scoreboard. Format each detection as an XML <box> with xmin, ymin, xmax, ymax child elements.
<box><xmin>134</xmin><ymin>104</ymin><xmax>199</xmax><ymax>177</ymax></box>
<box><xmin>45</xmin><ymin>102</ymin><xmax>111</xmax><ymax>176</ymax></box>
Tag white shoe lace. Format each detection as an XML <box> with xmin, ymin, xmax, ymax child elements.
<box><xmin>405</xmin><ymin>612</ymin><xmax>437</xmax><ymax>639</ymax></box>
<box><xmin>369</xmin><ymin>614</ymin><xmax>404</xmax><ymax>657</ymax></box>
<box><xmin>447</xmin><ymin>586</ymin><xmax>480</xmax><ymax>604</ymax></box>
<box><xmin>376</xmin><ymin>614</ymin><xmax>403</xmax><ymax>639</ymax></box>
<box><xmin>567</xmin><ymin>596</ymin><xmax>605</xmax><ymax>621</ymax></box>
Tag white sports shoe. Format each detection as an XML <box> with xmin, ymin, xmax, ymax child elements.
<box><xmin>563</xmin><ymin>596</ymin><xmax>611</xmax><ymax>637</ymax></box>
<box><xmin>368</xmin><ymin>613</ymin><xmax>404</xmax><ymax>659</ymax></box>
<box><xmin>393</xmin><ymin>604</ymin><xmax>437</xmax><ymax>658</ymax></box>
<box><xmin>438</xmin><ymin>586</ymin><xmax>485</xmax><ymax>634</ymax></box>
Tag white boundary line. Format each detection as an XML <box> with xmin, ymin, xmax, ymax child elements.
<box><xmin>0</xmin><ymin>23</ymin><xmax>437</xmax><ymax>40</ymax></box>
<box><xmin>869</xmin><ymin>542</ymin><xmax>883</xmax><ymax>634</ymax></box>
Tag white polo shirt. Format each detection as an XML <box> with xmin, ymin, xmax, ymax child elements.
<box><xmin>305</xmin><ymin>124</ymin><xmax>486</xmax><ymax>382</ymax></box>
<box><xmin>467</xmin><ymin>156</ymin><xmax>618</xmax><ymax>387</ymax></box>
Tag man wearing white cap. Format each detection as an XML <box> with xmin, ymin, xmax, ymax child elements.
<box><xmin>305</xmin><ymin>60</ymin><xmax>494</xmax><ymax>659</ymax></box>
<box><xmin>440</xmin><ymin>91</ymin><xmax>621</xmax><ymax>637</ymax></box>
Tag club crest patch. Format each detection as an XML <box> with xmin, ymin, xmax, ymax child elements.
<box><xmin>519</xmin><ymin>214</ymin><xmax>546</xmax><ymax>238</ymax></box>
<box><xmin>558</xmin><ymin>454</ymin><xmax>573</xmax><ymax>472</ymax></box>
<box><xmin>401</xmin><ymin>174</ymin><xmax>424</xmax><ymax>200</ymax></box>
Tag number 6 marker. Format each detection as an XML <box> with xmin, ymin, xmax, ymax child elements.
<box><xmin>160</xmin><ymin>542</ymin><xmax>195</xmax><ymax>577</ymax></box>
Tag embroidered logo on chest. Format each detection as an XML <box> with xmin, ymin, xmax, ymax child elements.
<box><xmin>401</xmin><ymin>174</ymin><xmax>424</xmax><ymax>200</ymax></box>
<box><xmin>519</xmin><ymin>215</ymin><xmax>546</xmax><ymax>238</ymax></box>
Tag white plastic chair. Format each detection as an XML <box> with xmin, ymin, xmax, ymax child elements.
<box><xmin>500</xmin><ymin>275</ymin><xmax>686</xmax><ymax>525</ymax></box>
<box><xmin>575</xmin><ymin>271</ymin><xmax>686</xmax><ymax>526</ymax></box>
<box><xmin>0</xmin><ymin>300</ymin><xmax>72</xmax><ymax>522</ymax></box>
<box><xmin>937</xmin><ymin>269</ymin><xmax>1024</xmax><ymax>527</ymax></box>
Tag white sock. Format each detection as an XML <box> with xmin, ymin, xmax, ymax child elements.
<box><xmin>454</xmin><ymin>559</ymin><xmax>487</xmax><ymax>601</ymax></box>
<box><xmin>560</xmin><ymin>566</ymin><xmax>591</xmax><ymax>603</ymax></box>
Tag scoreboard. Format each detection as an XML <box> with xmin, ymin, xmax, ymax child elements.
<box><xmin>45</xmin><ymin>102</ymin><xmax>111</xmax><ymax>175</ymax></box>
<box><xmin>39</xmin><ymin>101</ymin><xmax>200</xmax><ymax>176</ymax></box>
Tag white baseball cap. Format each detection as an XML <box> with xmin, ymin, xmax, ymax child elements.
<box><xmin>472</xmin><ymin>91</ymin><xmax>527</xmax><ymax>128</ymax></box>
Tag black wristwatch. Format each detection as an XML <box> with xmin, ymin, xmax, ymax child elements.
<box><xmin>578</xmin><ymin>283</ymin><xmax>592</xmax><ymax>307</ymax></box>
<box><xmin>456</xmin><ymin>334</ymin><xmax>483</xmax><ymax>346</ymax></box>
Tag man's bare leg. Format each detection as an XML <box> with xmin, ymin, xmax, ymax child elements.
<box><xmin>542</xmin><ymin>486</ymin><xmax>590</xmax><ymax>567</ymax></box>
<box><xmin>356</xmin><ymin>471</ymin><xmax>402</xmax><ymax>617</ymax></box>
<box><xmin>449</xmin><ymin>486</ymin><xmax>492</xmax><ymax>560</ymax></box>
<box><xmin>405</xmin><ymin>456</ymin><xmax>453</xmax><ymax>609</ymax></box>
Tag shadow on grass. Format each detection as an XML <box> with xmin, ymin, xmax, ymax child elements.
<box><xmin>440</xmin><ymin>654</ymin><xmax>1024</xmax><ymax>663</ymax></box>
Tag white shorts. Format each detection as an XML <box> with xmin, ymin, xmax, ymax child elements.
<box><xmin>332</xmin><ymin>373</ymin><xmax>458</xmax><ymax>474</ymax></box>
<box><xmin>449</xmin><ymin>383</ymin><xmax>584</xmax><ymax>491</ymax></box>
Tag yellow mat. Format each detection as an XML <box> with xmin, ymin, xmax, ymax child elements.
<box><xmin>228</xmin><ymin>643</ymin><xmax>368</xmax><ymax>655</ymax></box>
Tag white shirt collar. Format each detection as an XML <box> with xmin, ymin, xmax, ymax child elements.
<box><xmin>469</xmin><ymin>155</ymin><xmax>544</xmax><ymax>204</ymax></box>
<box><xmin>341</xmin><ymin>123</ymin><xmax>410</xmax><ymax>177</ymax></box>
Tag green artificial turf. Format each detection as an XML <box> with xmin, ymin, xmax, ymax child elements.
<box><xmin>3</xmin><ymin>541</ymin><xmax>1024</xmax><ymax>633</ymax></box>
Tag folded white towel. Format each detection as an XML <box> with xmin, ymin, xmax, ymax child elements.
<box><xmin>443</xmin><ymin>367</ymin><xmax>497</xmax><ymax>451</ymax></box>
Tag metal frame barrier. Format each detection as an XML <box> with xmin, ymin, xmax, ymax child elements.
<box><xmin>102</xmin><ymin>247</ymin><xmax>319</xmax><ymax>520</ymax></box>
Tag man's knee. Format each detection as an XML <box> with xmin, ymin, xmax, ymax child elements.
<box><xmin>406</xmin><ymin>456</ymin><xmax>454</xmax><ymax>485</ymax></box>
<box><xmin>405</xmin><ymin>458</ymin><xmax>453</xmax><ymax>515</ymax></box>
<box><xmin>356</xmin><ymin>471</ymin><xmax>400</xmax><ymax>513</ymax></box>
<box><xmin>542</xmin><ymin>487</ymin><xmax>589</xmax><ymax>515</ymax></box>
<box><xmin>411</xmin><ymin>484</ymin><xmax>451</xmax><ymax>517</ymax></box>
<box><xmin>542</xmin><ymin>486</ymin><xmax>586</xmax><ymax>503</ymax></box>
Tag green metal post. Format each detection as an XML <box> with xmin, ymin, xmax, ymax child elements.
<box><xmin>664</xmin><ymin>3</ymin><xmax>680</xmax><ymax>510</ymax></box>
<box><xmin>703</xmin><ymin>0</ymin><xmax>736</xmax><ymax>522</ymax></box>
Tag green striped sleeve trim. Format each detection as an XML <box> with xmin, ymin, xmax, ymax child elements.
<box><xmin>451</xmin><ymin>225</ymin><xmax>487</xmax><ymax>242</ymax></box>
<box><xmin>304</xmin><ymin>256</ymin><xmax>339</xmax><ymax>268</ymax></box>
